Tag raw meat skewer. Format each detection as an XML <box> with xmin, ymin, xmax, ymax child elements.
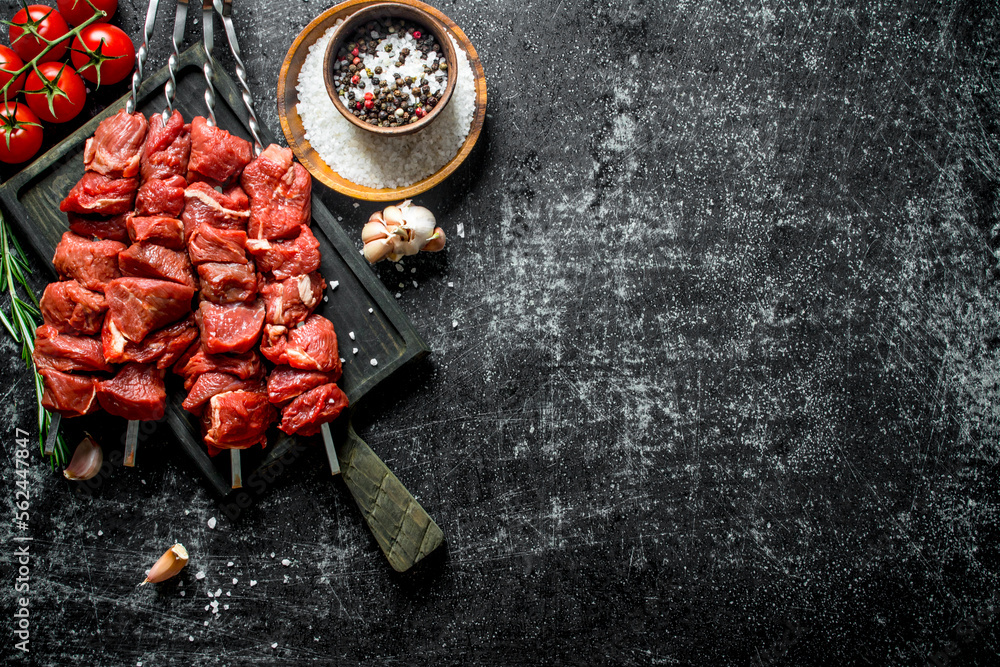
<box><xmin>217</xmin><ymin>0</ymin><xmax>343</xmax><ymax>475</ymax></box>
<box><xmin>163</xmin><ymin>0</ymin><xmax>189</xmax><ymax>121</ymax></box>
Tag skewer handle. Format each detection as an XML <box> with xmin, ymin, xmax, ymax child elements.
<box><xmin>127</xmin><ymin>0</ymin><xmax>160</xmax><ymax>114</ymax></box>
<box><xmin>43</xmin><ymin>412</ymin><xmax>61</xmax><ymax>456</ymax></box>
<box><xmin>163</xmin><ymin>0</ymin><xmax>190</xmax><ymax>119</ymax></box>
<box><xmin>321</xmin><ymin>422</ymin><xmax>340</xmax><ymax>476</ymax></box>
<box><xmin>201</xmin><ymin>0</ymin><xmax>217</xmax><ymax>126</ymax></box>
<box><xmin>215</xmin><ymin>0</ymin><xmax>263</xmax><ymax>155</ymax></box>
<box><xmin>124</xmin><ymin>420</ymin><xmax>139</xmax><ymax>467</ymax></box>
<box><xmin>230</xmin><ymin>448</ymin><xmax>242</xmax><ymax>488</ymax></box>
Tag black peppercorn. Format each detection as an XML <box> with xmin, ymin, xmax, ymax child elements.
<box><xmin>374</xmin><ymin>66</ymin><xmax>382</xmax><ymax>74</ymax></box>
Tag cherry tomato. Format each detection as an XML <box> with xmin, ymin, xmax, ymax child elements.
<box><xmin>0</xmin><ymin>102</ymin><xmax>43</xmax><ymax>164</ymax></box>
<box><xmin>70</xmin><ymin>24</ymin><xmax>135</xmax><ymax>86</ymax></box>
<box><xmin>0</xmin><ymin>46</ymin><xmax>26</xmax><ymax>100</ymax></box>
<box><xmin>57</xmin><ymin>0</ymin><xmax>117</xmax><ymax>27</ymax></box>
<box><xmin>8</xmin><ymin>5</ymin><xmax>70</xmax><ymax>63</ymax></box>
<box><xmin>24</xmin><ymin>62</ymin><xmax>86</xmax><ymax>124</ymax></box>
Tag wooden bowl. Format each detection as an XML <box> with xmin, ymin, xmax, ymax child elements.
<box><xmin>277</xmin><ymin>0</ymin><xmax>487</xmax><ymax>202</ymax></box>
<box><xmin>321</xmin><ymin>3</ymin><xmax>458</xmax><ymax>137</ymax></box>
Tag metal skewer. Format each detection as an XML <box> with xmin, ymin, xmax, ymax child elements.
<box><xmin>163</xmin><ymin>0</ymin><xmax>189</xmax><ymax>121</ymax></box>
<box><xmin>202</xmin><ymin>0</ymin><xmax>217</xmax><ymax>126</ymax></box>
<box><xmin>44</xmin><ymin>413</ymin><xmax>61</xmax><ymax>456</ymax></box>
<box><xmin>126</xmin><ymin>0</ymin><xmax>160</xmax><ymax>115</ymax></box>
<box><xmin>124</xmin><ymin>0</ymin><xmax>161</xmax><ymax>466</ymax></box>
<box><xmin>199</xmin><ymin>0</ymin><xmax>237</xmax><ymax>486</ymax></box>
<box><xmin>215</xmin><ymin>0</ymin><xmax>262</xmax><ymax>156</ymax></box>
<box><xmin>214</xmin><ymin>0</ymin><xmax>339</xmax><ymax>476</ymax></box>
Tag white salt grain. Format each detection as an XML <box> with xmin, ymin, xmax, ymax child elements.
<box><xmin>214</xmin><ymin>588</ymin><xmax>222</xmax><ymax>597</ymax></box>
<box><xmin>370</xmin><ymin>358</ymin><xmax>378</xmax><ymax>366</ymax></box>
<box><xmin>97</xmin><ymin>530</ymin><xmax>103</xmax><ymax>536</ymax></box>
<box><xmin>281</xmin><ymin>559</ymin><xmax>291</xmax><ymax>567</ymax></box>
<box><xmin>271</xmin><ymin>643</ymin><xmax>278</xmax><ymax>649</ymax></box>
<box><xmin>207</xmin><ymin>517</ymin><xmax>217</xmax><ymax>529</ymax></box>
<box><xmin>447</xmin><ymin>281</ymin><xmax>454</xmax><ymax>288</ymax></box>
<box><xmin>452</xmin><ymin>320</ymin><xmax>458</xmax><ymax>329</ymax></box>
<box><xmin>250</xmin><ymin>580</ymin><xmax>258</xmax><ymax>587</ymax></box>
<box><xmin>227</xmin><ymin>562</ymin><xmax>234</xmax><ymax>567</ymax></box>
<box><xmin>410</xmin><ymin>267</ymin><xmax>416</xmax><ymax>273</ymax></box>
<box><xmin>189</xmin><ymin>636</ymin><xmax>194</xmax><ymax>642</ymax></box>
<box><xmin>232</xmin><ymin>578</ymin><xmax>238</xmax><ymax>585</ymax></box>
<box><xmin>195</xmin><ymin>571</ymin><xmax>206</xmax><ymax>580</ymax></box>
<box><xmin>368</xmin><ymin>307</ymin><xmax>373</xmax><ymax>313</ymax></box>
<box><xmin>395</xmin><ymin>263</ymin><xmax>404</xmax><ymax>272</ymax></box>
<box><xmin>330</xmin><ymin>281</ymin><xmax>339</xmax><ymax>290</ymax></box>
<box><xmin>349</xmin><ymin>331</ymin><xmax>355</xmax><ymax>340</ymax></box>
<box><xmin>180</xmin><ymin>591</ymin><xmax>186</xmax><ymax>597</ymax></box>
<box><xmin>297</xmin><ymin>21</ymin><xmax>477</xmax><ymax>189</ymax></box>
<box><xmin>412</xmin><ymin>281</ymin><xmax>418</xmax><ymax>288</ymax></box>
<box><xmin>352</xmin><ymin>347</ymin><xmax>358</xmax><ymax>354</ymax></box>
<box><xmin>457</xmin><ymin>223</ymin><xmax>465</xmax><ymax>238</ymax></box>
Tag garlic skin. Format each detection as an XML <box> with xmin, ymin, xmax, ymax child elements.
<box><xmin>142</xmin><ymin>543</ymin><xmax>189</xmax><ymax>585</ymax></box>
<box><xmin>362</xmin><ymin>201</ymin><xmax>446</xmax><ymax>263</ymax></box>
<box><xmin>63</xmin><ymin>435</ymin><xmax>103</xmax><ymax>481</ymax></box>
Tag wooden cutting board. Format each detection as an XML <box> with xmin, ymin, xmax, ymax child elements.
<box><xmin>0</xmin><ymin>44</ymin><xmax>442</xmax><ymax>572</ymax></box>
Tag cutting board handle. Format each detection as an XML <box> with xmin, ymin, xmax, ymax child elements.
<box><xmin>338</xmin><ymin>419</ymin><xmax>444</xmax><ymax>572</ymax></box>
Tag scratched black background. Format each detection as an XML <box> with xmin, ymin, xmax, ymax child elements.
<box><xmin>2</xmin><ymin>0</ymin><xmax>999</xmax><ymax>664</ymax></box>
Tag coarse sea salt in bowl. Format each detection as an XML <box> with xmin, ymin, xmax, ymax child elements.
<box><xmin>322</xmin><ymin>3</ymin><xmax>458</xmax><ymax>137</ymax></box>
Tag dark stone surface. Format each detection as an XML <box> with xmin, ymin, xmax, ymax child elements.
<box><xmin>2</xmin><ymin>0</ymin><xmax>1000</xmax><ymax>664</ymax></box>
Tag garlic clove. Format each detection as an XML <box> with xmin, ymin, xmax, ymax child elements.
<box><xmin>63</xmin><ymin>435</ymin><xmax>103</xmax><ymax>481</ymax></box>
<box><xmin>383</xmin><ymin>205</ymin><xmax>404</xmax><ymax>227</ymax></box>
<box><xmin>367</xmin><ymin>210</ymin><xmax>384</xmax><ymax>225</ymax></box>
<box><xmin>142</xmin><ymin>543</ymin><xmax>189</xmax><ymax>585</ymax></box>
<box><xmin>423</xmin><ymin>228</ymin><xmax>447</xmax><ymax>252</ymax></box>
<box><xmin>363</xmin><ymin>237</ymin><xmax>395</xmax><ymax>264</ymax></box>
<box><xmin>361</xmin><ymin>220</ymin><xmax>389</xmax><ymax>244</ymax></box>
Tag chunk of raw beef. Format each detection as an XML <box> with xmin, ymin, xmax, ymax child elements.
<box><xmin>96</xmin><ymin>362</ymin><xmax>166</xmax><ymax>420</ymax></box>
<box><xmin>119</xmin><ymin>242</ymin><xmax>196</xmax><ymax>287</ymax></box>
<box><xmin>279</xmin><ymin>383</ymin><xmax>349</xmax><ymax>436</ymax></box>
<box><xmin>258</xmin><ymin>272</ymin><xmax>325</xmax><ymax>327</ymax></box>
<box><xmin>182</xmin><ymin>372</ymin><xmax>263</xmax><ymax>416</ymax></box>
<box><xmin>181</xmin><ymin>182</ymin><xmax>250</xmax><ymax>238</ymax></box>
<box><xmin>173</xmin><ymin>345</ymin><xmax>262</xmax><ymax>387</ymax></box>
<box><xmin>241</xmin><ymin>144</ymin><xmax>311</xmax><ymax>240</ymax></box>
<box><xmin>187</xmin><ymin>225</ymin><xmax>247</xmax><ymax>265</ymax></box>
<box><xmin>59</xmin><ymin>173</ymin><xmax>139</xmax><ymax>216</ymax></box>
<box><xmin>135</xmin><ymin>175</ymin><xmax>186</xmax><ymax>217</ymax></box>
<box><xmin>245</xmin><ymin>225</ymin><xmax>320</xmax><ymax>279</ymax></box>
<box><xmin>52</xmin><ymin>232</ymin><xmax>125</xmax><ymax>292</ymax></box>
<box><xmin>195</xmin><ymin>299</ymin><xmax>265</xmax><ymax>354</ymax></box>
<box><xmin>40</xmin><ymin>369</ymin><xmax>99</xmax><ymax>417</ymax></box>
<box><xmin>105</xmin><ymin>277</ymin><xmax>194</xmax><ymax>342</ymax></box>
<box><xmin>67</xmin><ymin>212</ymin><xmax>129</xmax><ymax>242</ymax></box>
<box><xmin>141</xmin><ymin>109</ymin><xmax>191</xmax><ymax>181</ymax></box>
<box><xmin>202</xmin><ymin>390</ymin><xmax>275</xmax><ymax>453</ymax></box>
<box><xmin>127</xmin><ymin>215</ymin><xmax>185</xmax><ymax>249</ymax></box>
<box><xmin>259</xmin><ymin>314</ymin><xmax>340</xmax><ymax>373</ymax></box>
<box><xmin>83</xmin><ymin>110</ymin><xmax>148</xmax><ymax>178</ymax></box>
<box><xmin>197</xmin><ymin>262</ymin><xmax>257</xmax><ymax>304</ymax></box>
<box><xmin>102</xmin><ymin>313</ymin><xmax>198</xmax><ymax>368</ymax></box>
<box><xmin>40</xmin><ymin>281</ymin><xmax>107</xmax><ymax>335</ymax></box>
<box><xmin>33</xmin><ymin>325</ymin><xmax>113</xmax><ymax>373</ymax></box>
<box><xmin>266</xmin><ymin>367</ymin><xmax>340</xmax><ymax>404</ymax></box>
<box><xmin>187</xmin><ymin>116</ymin><xmax>252</xmax><ymax>185</ymax></box>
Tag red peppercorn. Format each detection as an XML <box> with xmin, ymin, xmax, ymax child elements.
<box><xmin>364</xmin><ymin>99</ymin><xmax>374</xmax><ymax>109</ymax></box>
<box><xmin>364</xmin><ymin>92</ymin><xmax>374</xmax><ymax>100</ymax></box>
<box><xmin>351</xmin><ymin>47</ymin><xmax>359</xmax><ymax>56</ymax></box>
<box><xmin>356</xmin><ymin>101</ymin><xmax>362</xmax><ymax>109</ymax></box>
<box><xmin>351</xmin><ymin>74</ymin><xmax>360</xmax><ymax>84</ymax></box>
<box><xmin>414</xmin><ymin>107</ymin><xmax>425</xmax><ymax>118</ymax></box>
<box><xmin>413</xmin><ymin>30</ymin><xmax>422</xmax><ymax>39</ymax></box>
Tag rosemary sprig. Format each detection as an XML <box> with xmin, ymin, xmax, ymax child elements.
<box><xmin>0</xmin><ymin>212</ymin><xmax>66</xmax><ymax>466</ymax></box>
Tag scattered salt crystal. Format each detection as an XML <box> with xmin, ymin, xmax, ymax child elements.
<box><xmin>210</xmin><ymin>600</ymin><xmax>219</xmax><ymax>609</ymax></box>
<box><xmin>270</xmin><ymin>552</ymin><xmax>275</xmax><ymax>558</ymax></box>
<box><xmin>281</xmin><ymin>559</ymin><xmax>291</xmax><ymax>567</ymax></box>
<box><xmin>395</xmin><ymin>292</ymin><xmax>401</xmax><ymax>298</ymax></box>
<box><xmin>411</xmin><ymin>267</ymin><xmax>416</xmax><ymax>274</ymax></box>
<box><xmin>212</xmin><ymin>608</ymin><xmax>218</xmax><ymax>615</ymax></box>
<box><xmin>457</xmin><ymin>223</ymin><xmax>465</xmax><ymax>238</ymax></box>
<box><xmin>207</xmin><ymin>591</ymin><xmax>214</xmax><ymax>598</ymax></box>
<box><xmin>330</xmin><ymin>281</ymin><xmax>339</xmax><ymax>290</ymax></box>
<box><xmin>214</xmin><ymin>588</ymin><xmax>222</xmax><ymax>597</ymax></box>
<box><xmin>227</xmin><ymin>562</ymin><xmax>233</xmax><ymax>567</ymax></box>
<box><xmin>271</xmin><ymin>643</ymin><xmax>278</xmax><ymax>649</ymax></box>
<box><xmin>368</xmin><ymin>307</ymin><xmax>373</xmax><ymax>313</ymax></box>
<box><xmin>398</xmin><ymin>282</ymin><xmax>404</xmax><ymax>288</ymax></box>
<box><xmin>250</xmin><ymin>580</ymin><xmax>257</xmax><ymax>587</ymax></box>
<box><xmin>232</xmin><ymin>578</ymin><xmax>238</xmax><ymax>585</ymax></box>
<box><xmin>452</xmin><ymin>320</ymin><xmax>458</xmax><ymax>329</ymax></box>
<box><xmin>349</xmin><ymin>331</ymin><xmax>355</xmax><ymax>340</ymax></box>
<box><xmin>180</xmin><ymin>591</ymin><xmax>186</xmax><ymax>597</ymax></box>
<box><xmin>352</xmin><ymin>347</ymin><xmax>358</xmax><ymax>354</ymax></box>
<box><xmin>224</xmin><ymin>604</ymin><xmax>230</xmax><ymax>610</ymax></box>
<box><xmin>195</xmin><ymin>571</ymin><xmax>206</xmax><ymax>580</ymax></box>
<box><xmin>184</xmin><ymin>509</ymin><xmax>190</xmax><ymax>515</ymax></box>
<box><xmin>370</xmin><ymin>358</ymin><xmax>378</xmax><ymax>367</ymax></box>
<box><xmin>339</xmin><ymin>357</ymin><xmax>345</xmax><ymax>363</ymax></box>
<box><xmin>447</xmin><ymin>282</ymin><xmax>454</xmax><ymax>288</ymax></box>
<box><xmin>226</xmin><ymin>591</ymin><xmax>231</xmax><ymax>597</ymax></box>
<box><xmin>204</xmin><ymin>605</ymin><xmax>210</xmax><ymax>611</ymax></box>
<box><xmin>97</xmin><ymin>530</ymin><xmax>103</xmax><ymax>536</ymax></box>
<box><xmin>189</xmin><ymin>636</ymin><xmax>194</xmax><ymax>642</ymax></box>
<box><xmin>323</xmin><ymin>295</ymin><xmax>329</xmax><ymax>302</ymax></box>
<box><xmin>283</xmin><ymin>575</ymin><xmax>290</xmax><ymax>584</ymax></box>
<box><xmin>412</xmin><ymin>281</ymin><xmax>418</xmax><ymax>288</ymax></box>
<box><xmin>395</xmin><ymin>264</ymin><xmax>403</xmax><ymax>273</ymax></box>
<box><xmin>203</xmin><ymin>621</ymin><xmax>209</xmax><ymax>626</ymax></box>
<box><xmin>352</xmin><ymin>203</ymin><xmax>359</xmax><ymax>208</ymax></box>
<box><xmin>207</xmin><ymin>517</ymin><xmax>217</xmax><ymax>529</ymax></box>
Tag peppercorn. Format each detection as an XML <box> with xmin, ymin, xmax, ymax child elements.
<box><xmin>385</xmin><ymin>43</ymin><xmax>393</xmax><ymax>52</ymax></box>
<box><xmin>374</xmin><ymin>66</ymin><xmax>382</xmax><ymax>74</ymax></box>
<box><xmin>358</xmin><ymin>81</ymin><xmax>365</xmax><ymax>89</ymax></box>
<box><xmin>348</xmin><ymin>64</ymin><xmax>356</xmax><ymax>73</ymax></box>
<box><xmin>439</xmin><ymin>63</ymin><xmax>448</xmax><ymax>71</ymax></box>
<box><xmin>401</xmin><ymin>47</ymin><xmax>410</xmax><ymax>56</ymax></box>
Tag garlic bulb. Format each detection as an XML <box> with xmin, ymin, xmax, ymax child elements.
<box><xmin>362</xmin><ymin>201</ymin><xmax>446</xmax><ymax>264</ymax></box>
<box><xmin>63</xmin><ymin>435</ymin><xmax>103</xmax><ymax>481</ymax></box>
<box><xmin>142</xmin><ymin>543</ymin><xmax>189</xmax><ymax>585</ymax></box>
